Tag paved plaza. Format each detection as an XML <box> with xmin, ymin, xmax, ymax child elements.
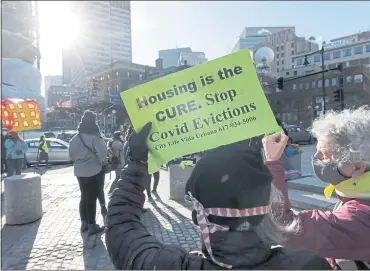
<box><xmin>1</xmin><ymin>166</ymin><xmax>200</xmax><ymax>270</ymax></box>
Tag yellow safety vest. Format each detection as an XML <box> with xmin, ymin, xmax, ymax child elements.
<box><xmin>39</xmin><ymin>140</ymin><xmax>49</xmax><ymax>153</ymax></box>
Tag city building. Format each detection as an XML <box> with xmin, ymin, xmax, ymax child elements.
<box><xmin>44</xmin><ymin>75</ymin><xmax>63</xmax><ymax>108</ymax></box>
<box><xmin>232</xmin><ymin>27</ymin><xmax>319</xmax><ymax>75</ymax></box>
<box><xmin>62</xmin><ymin>1</ymin><xmax>132</xmax><ymax>88</ymax></box>
<box><xmin>254</xmin><ymin>30</ymin><xmax>319</xmax><ymax>75</ymax></box>
<box><xmin>232</xmin><ymin>27</ymin><xmax>295</xmax><ymax>53</ymax></box>
<box><xmin>158</xmin><ymin>47</ymin><xmax>207</xmax><ymax>68</ymax></box>
<box><xmin>47</xmin><ymin>85</ymin><xmax>74</xmax><ymax>108</ymax></box>
<box><xmin>1</xmin><ymin>1</ymin><xmax>46</xmax><ymax>121</ymax></box>
<box><xmin>292</xmin><ymin>31</ymin><xmax>370</xmax><ymax>69</ymax></box>
<box><xmin>264</xmin><ymin>64</ymin><xmax>370</xmax><ymax>127</ymax></box>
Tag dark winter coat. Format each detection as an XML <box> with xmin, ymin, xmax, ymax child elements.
<box><xmin>105</xmin><ymin>162</ymin><xmax>332</xmax><ymax>270</ymax></box>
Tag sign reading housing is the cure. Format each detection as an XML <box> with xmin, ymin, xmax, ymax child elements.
<box><xmin>121</xmin><ymin>49</ymin><xmax>281</xmax><ymax>173</ymax></box>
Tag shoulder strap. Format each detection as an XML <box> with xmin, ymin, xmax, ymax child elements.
<box><xmin>78</xmin><ymin>134</ymin><xmax>98</xmax><ymax>159</ymax></box>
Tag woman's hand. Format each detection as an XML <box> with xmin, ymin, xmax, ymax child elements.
<box><xmin>262</xmin><ymin>133</ymin><xmax>288</xmax><ymax>162</ymax></box>
<box><xmin>128</xmin><ymin>122</ymin><xmax>152</xmax><ymax>163</ymax></box>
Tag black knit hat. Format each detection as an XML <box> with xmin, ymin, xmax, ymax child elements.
<box><xmin>81</xmin><ymin>110</ymin><xmax>96</xmax><ymax>123</ymax></box>
<box><xmin>185</xmin><ymin>141</ymin><xmax>272</xmax><ymax>229</ymax></box>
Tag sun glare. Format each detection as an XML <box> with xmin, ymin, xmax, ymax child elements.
<box><xmin>39</xmin><ymin>1</ymin><xmax>81</xmax><ymax>49</ymax></box>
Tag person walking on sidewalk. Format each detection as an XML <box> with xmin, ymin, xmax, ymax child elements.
<box><xmin>4</xmin><ymin>131</ymin><xmax>28</xmax><ymax>177</ymax></box>
<box><xmin>108</xmin><ymin>131</ymin><xmax>125</xmax><ymax>184</ymax></box>
<box><xmin>69</xmin><ymin>110</ymin><xmax>107</xmax><ymax>236</ymax></box>
<box><xmin>1</xmin><ymin>128</ymin><xmax>10</xmax><ymax>175</ymax></box>
<box><xmin>105</xmin><ymin>122</ymin><xmax>331</xmax><ymax>270</ymax></box>
<box><xmin>36</xmin><ymin>135</ymin><xmax>51</xmax><ymax>169</ymax></box>
<box><xmin>264</xmin><ymin>106</ymin><xmax>370</xmax><ymax>270</ymax></box>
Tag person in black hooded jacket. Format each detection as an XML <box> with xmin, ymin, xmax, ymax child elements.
<box><xmin>105</xmin><ymin>122</ymin><xmax>332</xmax><ymax>270</ymax></box>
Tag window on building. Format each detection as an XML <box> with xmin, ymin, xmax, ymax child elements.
<box><xmin>354</xmin><ymin>46</ymin><xmax>363</xmax><ymax>54</ymax></box>
<box><xmin>276</xmin><ymin>46</ymin><xmax>279</xmax><ymax>51</ymax></box>
<box><xmin>346</xmin><ymin>76</ymin><xmax>353</xmax><ymax>83</ymax></box>
<box><xmin>277</xmin><ymin>68</ymin><xmax>279</xmax><ymax>72</ymax></box>
<box><xmin>282</xmin><ymin>60</ymin><xmax>284</xmax><ymax>64</ymax></box>
<box><xmin>332</xmin><ymin>78</ymin><xmax>337</xmax><ymax>86</ymax></box>
<box><xmin>323</xmin><ymin>53</ymin><xmax>330</xmax><ymax>61</ymax></box>
<box><xmin>139</xmin><ymin>73</ymin><xmax>143</xmax><ymax>80</ymax></box>
<box><xmin>286</xmin><ymin>72</ymin><xmax>290</xmax><ymax>76</ymax></box>
<box><xmin>366</xmin><ymin>45</ymin><xmax>370</xmax><ymax>52</ymax></box>
<box><xmin>277</xmin><ymin>61</ymin><xmax>279</xmax><ymax>66</ymax></box>
<box><xmin>343</xmin><ymin>48</ymin><xmax>352</xmax><ymax>57</ymax></box>
<box><xmin>291</xmin><ymin>43</ymin><xmax>294</xmax><ymax>48</ymax></box>
<box><xmin>297</xmin><ymin>59</ymin><xmax>303</xmax><ymax>66</ymax></box>
<box><xmin>282</xmin><ymin>53</ymin><xmax>285</xmax><ymax>57</ymax></box>
<box><xmin>325</xmin><ymin>79</ymin><xmax>329</xmax><ymax>87</ymax></box>
<box><xmin>281</xmin><ymin>67</ymin><xmax>284</xmax><ymax>71</ymax></box>
<box><xmin>291</xmin><ymin>51</ymin><xmax>295</xmax><ymax>55</ymax></box>
<box><xmin>312</xmin><ymin>81</ymin><xmax>316</xmax><ymax>88</ymax></box>
<box><xmin>276</xmin><ymin>54</ymin><xmax>279</xmax><ymax>59</ymax></box>
<box><xmin>107</xmin><ymin>74</ymin><xmax>110</xmax><ymax>79</ymax></box>
<box><xmin>305</xmin><ymin>82</ymin><xmax>309</xmax><ymax>90</ymax></box>
<box><xmin>116</xmin><ymin>71</ymin><xmax>119</xmax><ymax>78</ymax></box>
<box><xmin>314</xmin><ymin>55</ymin><xmax>321</xmax><ymax>62</ymax></box>
<box><xmin>294</xmin><ymin>70</ymin><xmax>298</xmax><ymax>76</ymax></box>
<box><xmin>318</xmin><ymin>80</ymin><xmax>323</xmax><ymax>87</ymax></box>
<box><xmin>333</xmin><ymin>51</ymin><xmax>341</xmax><ymax>59</ymax></box>
<box><xmin>293</xmin><ymin>84</ymin><xmax>297</xmax><ymax>91</ymax></box>
<box><xmin>299</xmin><ymin>83</ymin><xmax>303</xmax><ymax>89</ymax></box>
<box><xmin>354</xmin><ymin>74</ymin><xmax>363</xmax><ymax>83</ymax></box>
<box><xmin>127</xmin><ymin>71</ymin><xmax>130</xmax><ymax>78</ymax></box>
<box><xmin>346</xmin><ymin>61</ymin><xmax>350</xmax><ymax>67</ymax></box>
<box><xmin>281</xmin><ymin>45</ymin><xmax>284</xmax><ymax>50</ymax></box>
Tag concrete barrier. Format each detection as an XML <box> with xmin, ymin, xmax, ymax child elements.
<box><xmin>4</xmin><ymin>173</ymin><xmax>43</xmax><ymax>225</ymax></box>
<box><xmin>168</xmin><ymin>165</ymin><xmax>194</xmax><ymax>201</ymax></box>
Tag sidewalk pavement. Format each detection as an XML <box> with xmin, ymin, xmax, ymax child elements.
<box><xmin>1</xmin><ymin>166</ymin><xmax>200</xmax><ymax>270</ymax></box>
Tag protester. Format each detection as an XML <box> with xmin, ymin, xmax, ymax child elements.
<box><xmin>69</xmin><ymin>110</ymin><xmax>107</xmax><ymax>236</ymax></box>
<box><xmin>4</xmin><ymin>131</ymin><xmax>28</xmax><ymax>176</ymax></box>
<box><xmin>265</xmin><ymin>106</ymin><xmax>370</xmax><ymax>269</ymax></box>
<box><xmin>36</xmin><ymin>135</ymin><xmax>50</xmax><ymax>169</ymax></box>
<box><xmin>1</xmin><ymin>128</ymin><xmax>10</xmax><ymax>174</ymax></box>
<box><xmin>108</xmin><ymin>131</ymin><xmax>125</xmax><ymax>182</ymax></box>
<box><xmin>105</xmin><ymin>122</ymin><xmax>331</xmax><ymax>270</ymax></box>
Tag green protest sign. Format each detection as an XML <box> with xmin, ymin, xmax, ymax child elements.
<box><xmin>121</xmin><ymin>49</ymin><xmax>281</xmax><ymax>173</ymax></box>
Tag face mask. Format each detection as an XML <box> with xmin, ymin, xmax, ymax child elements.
<box><xmin>312</xmin><ymin>157</ymin><xmax>348</xmax><ymax>185</ymax></box>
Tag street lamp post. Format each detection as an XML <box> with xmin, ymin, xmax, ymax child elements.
<box><xmin>304</xmin><ymin>45</ymin><xmax>326</xmax><ymax>114</ymax></box>
<box><xmin>112</xmin><ymin>109</ymin><xmax>116</xmax><ymax>131</ymax></box>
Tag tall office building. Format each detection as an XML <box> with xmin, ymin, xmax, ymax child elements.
<box><xmin>63</xmin><ymin>1</ymin><xmax>132</xmax><ymax>88</ymax></box>
<box><xmin>1</xmin><ymin>1</ymin><xmax>46</xmax><ymax>120</ymax></box>
<box><xmin>158</xmin><ymin>47</ymin><xmax>208</xmax><ymax>68</ymax></box>
<box><xmin>232</xmin><ymin>27</ymin><xmax>295</xmax><ymax>52</ymax></box>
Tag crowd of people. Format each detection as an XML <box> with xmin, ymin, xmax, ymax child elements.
<box><xmin>2</xmin><ymin>104</ymin><xmax>369</xmax><ymax>269</ymax></box>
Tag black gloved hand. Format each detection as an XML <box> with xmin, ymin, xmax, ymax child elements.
<box><xmin>127</xmin><ymin>122</ymin><xmax>152</xmax><ymax>163</ymax></box>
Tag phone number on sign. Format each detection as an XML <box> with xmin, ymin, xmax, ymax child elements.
<box><xmin>218</xmin><ymin>116</ymin><xmax>257</xmax><ymax>132</ymax></box>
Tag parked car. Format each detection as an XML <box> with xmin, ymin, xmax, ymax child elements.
<box><xmin>56</xmin><ymin>130</ymin><xmax>77</xmax><ymax>143</ymax></box>
<box><xmin>24</xmin><ymin>138</ymin><xmax>71</xmax><ymax>165</ymax></box>
<box><xmin>285</xmin><ymin>125</ymin><xmax>315</xmax><ymax>144</ymax></box>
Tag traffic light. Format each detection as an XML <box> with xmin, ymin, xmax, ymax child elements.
<box><xmin>333</xmin><ymin>89</ymin><xmax>343</xmax><ymax>102</ymax></box>
<box><xmin>277</xmin><ymin>77</ymin><xmax>284</xmax><ymax>90</ymax></box>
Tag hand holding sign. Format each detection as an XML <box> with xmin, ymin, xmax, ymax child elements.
<box><xmin>127</xmin><ymin>122</ymin><xmax>152</xmax><ymax>164</ymax></box>
<box><xmin>121</xmin><ymin>49</ymin><xmax>281</xmax><ymax>173</ymax></box>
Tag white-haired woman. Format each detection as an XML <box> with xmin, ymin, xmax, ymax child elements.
<box><xmin>264</xmin><ymin>106</ymin><xmax>370</xmax><ymax>270</ymax></box>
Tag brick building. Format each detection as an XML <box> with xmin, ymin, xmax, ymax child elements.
<box><xmin>265</xmin><ymin>64</ymin><xmax>370</xmax><ymax>127</ymax></box>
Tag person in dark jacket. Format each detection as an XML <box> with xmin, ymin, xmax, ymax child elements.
<box><xmin>105</xmin><ymin>122</ymin><xmax>332</xmax><ymax>270</ymax></box>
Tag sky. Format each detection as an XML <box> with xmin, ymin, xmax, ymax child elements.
<box><xmin>38</xmin><ymin>1</ymin><xmax>370</xmax><ymax>91</ymax></box>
